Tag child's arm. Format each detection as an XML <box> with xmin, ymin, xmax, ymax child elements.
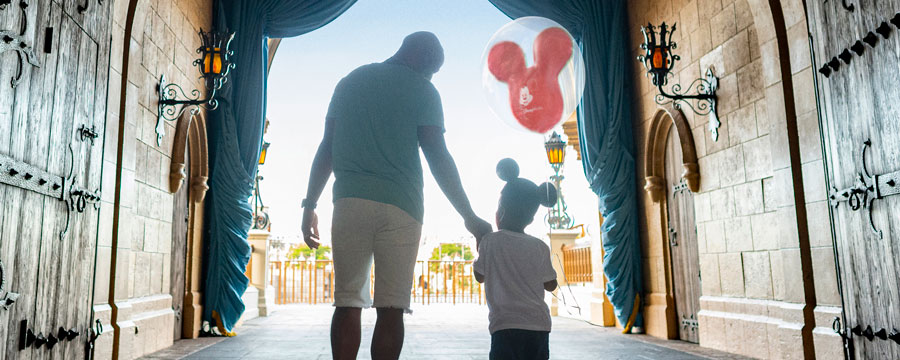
<box><xmin>543</xmin><ymin>279</ymin><xmax>557</xmax><ymax>292</ymax></box>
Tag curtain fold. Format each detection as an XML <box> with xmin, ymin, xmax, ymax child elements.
<box><xmin>489</xmin><ymin>0</ymin><xmax>644</xmax><ymax>329</ymax></box>
<box><xmin>204</xmin><ymin>0</ymin><xmax>356</xmax><ymax>332</ymax></box>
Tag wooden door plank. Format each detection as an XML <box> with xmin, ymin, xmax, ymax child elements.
<box><xmin>31</xmin><ymin>13</ymin><xmax>81</xmax><ymax>360</ymax></box>
<box><xmin>0</xmin><ymin>1</ymin><xmax>59</xmax><ymax>358</ymax></box>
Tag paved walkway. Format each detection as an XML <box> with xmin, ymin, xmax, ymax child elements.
<box><xmin>145</xmin><ymin>304</ymin><xmax>743</xmax><ymax>360</ymax></box>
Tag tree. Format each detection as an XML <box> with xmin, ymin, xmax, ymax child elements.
<box><xmin>429</xmin><ymin>243</ymin><xmax>474</xmax><ymax>261</ymax></box>
<box><xmin>287</xmin><ymin>244</ymin><xmax>332</xmax><ymax>261</ymax></box>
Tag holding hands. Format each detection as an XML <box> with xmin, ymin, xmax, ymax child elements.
<box><xmin>465</xmin><ymin>215</ymin><xmax>493</xmax><ymax>244</ymax></box>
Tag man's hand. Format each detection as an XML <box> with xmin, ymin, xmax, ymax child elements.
<box><xmin>465</xmin><ymin>215</ymin><xmax>492</xmax><ymax>242</ymax></box>
<box><xmin>301</xmin><ymin>208</ymin><xmax>320</xmax><ymax>249</ymax></box>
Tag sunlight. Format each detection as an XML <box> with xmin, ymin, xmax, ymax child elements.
<box><xmin>262</xmin><ymin>0</ymin><xmax>600</xmax><ymax>253</ymax></box>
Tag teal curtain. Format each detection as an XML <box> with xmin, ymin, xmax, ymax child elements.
<box><xmin>488</xmin><ymin>0</ymin><xmax>643</xmax><ymax>329</ymax></box>
<box><xmin>204</xmin><ymin>0</ymin><xmax>356</xmax><ymax>332</ymax></box>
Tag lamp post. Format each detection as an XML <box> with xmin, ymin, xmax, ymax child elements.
<box><xmin>252</xmin><ymin>141</ymin><xmax>270</xmax><ymax>231</ymax></box>
<box><xmin>544</xmin><ymin>131</ymin><xmax>574</xmax><ymax>230</ymax></box>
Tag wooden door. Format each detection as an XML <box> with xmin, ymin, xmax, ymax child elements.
<box><xmin>171</xmin><ymin>154</ymin><xmax>190</xmax><ymax>340</ymax></box>
<box><xmin>664</xmin><ymin>127</ymin><xmax>701</xmax><ymax>343</ymax></box>
<box><xmin>0</xmin><ymin>0</ymin><xmax>110</xmax><ymax>358</ymax></box>
<box><xmin>807</xmin><ymin>0</ymin><xmax>900</xmax><ymax>358</ymax></box>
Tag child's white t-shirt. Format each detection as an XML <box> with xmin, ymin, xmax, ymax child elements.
<box><xmin>473</xmin><ymin>230</ymin><xmax>557</xmax><ymax>334</ymax></box>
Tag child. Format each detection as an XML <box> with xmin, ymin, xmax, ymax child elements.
<box><xmin>473</xmin><ymin>158</ymin><xmax>559</xmax><ymax>360</ymax></box>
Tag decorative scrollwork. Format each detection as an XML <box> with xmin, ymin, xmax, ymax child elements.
<box><xmin>828</xmin><ymin>139</ymin><xmax>900</xmax><ymax>239</ymax></box>
<box><xmin>252</xmin><ymin>175</ymin><xmax>270</xmax><ymax>230</ymax></box>
<box><xmin>0</xmin><ymin>260</ymin><xmax>19</xmax><ymax>311</ymax></box>
<box><xmin>654</xmin><ymin>68</ymin><xmax>720</xmax><ymax>141</ymax></box>
<box><xmin>0</xmin><ymin>1</ymin><xmax>41</xmax><ymax>88</ymax></box>
<box><xmin>156</xmin><ymin>75</ymin><xmax>219</xmax><ymax>146</ymax></box>
<box><xmin>77</xmin><ymin>0</ymin><xmax>102</xmax><ymax>14</ymax></box>
<box><xmin>825</xmin><ymin>0</ymin><xmax>855</xmax><ymax>12</ymax></box>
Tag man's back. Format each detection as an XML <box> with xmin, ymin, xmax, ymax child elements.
<box><xmin>328</xmin><ymin>62</ymin><xmax>444</xmax><ymax>223</ymax></box>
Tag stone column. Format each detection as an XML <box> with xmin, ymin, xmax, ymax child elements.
<box><xmin>247</xmin><ymin>230</ymin><xmax>275</xmax><ymax>316</ymax></box>
<box><xmin>589</xmin><ymin>214</ymin><xmax>617</xmax><ymax>326</ymax></box>
<box><xmin>548</xmin><ymin>230</ymin><xmax>579</xmax><ymax>316</ymax></box>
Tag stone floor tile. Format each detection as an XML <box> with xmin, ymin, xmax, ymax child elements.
<box><xmin>140</xmin><ymin>304</ymin><xmax>735</xmax><ymax>360</ymax></box>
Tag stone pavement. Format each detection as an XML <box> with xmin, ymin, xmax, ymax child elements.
<box><xmin>143</xmin><ymin>304</ymin><xmax>746</xmax><ymax>360</ymax></box>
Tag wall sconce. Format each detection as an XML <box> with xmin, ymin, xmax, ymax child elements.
<box><xmin>258</xmin><ymin>142</ymin><xmax>270</xmax><ymax>165</ymax></box>
<box><xmin>156</xmin><ymin>29</ymin><xmax>236</xmax><ymax>146</ymax></box>
<box><xmin>637</xmin><ymin>22</ymin><xmax>721</xmax><ymax>141</ymax></box>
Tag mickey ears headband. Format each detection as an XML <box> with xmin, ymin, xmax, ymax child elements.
<box><xmin>496</xmin><ymin>158</ymin><xmax>558</xmax><ymax>208</ymax></box>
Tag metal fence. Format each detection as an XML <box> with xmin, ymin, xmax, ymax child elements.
<box><xmin>268</xmin><ymin>260</ymin><xmax>485</xmax><ymax>305</ymax></box>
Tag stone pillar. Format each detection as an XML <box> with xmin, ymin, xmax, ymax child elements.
<box><xmin>247</xmin><ymin>230</ymin><xmax>275</xmax><ymax>316</ymax></box>
<box><xmin>589</xmin><ymin>214</ymin><xmax>617</xmax><ymax>326</ymax></box>
<box><xmin>548</xmin><ymin>230</ymin><xmax>579</xmax><ymax>316</ymax></box>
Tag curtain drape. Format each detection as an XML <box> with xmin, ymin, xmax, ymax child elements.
<box><xmin>204</xmin><ymin>0</ymin><xmax>357</xmax><ymax>332</ymax></box>
<box><xmin>488</xmin><ymin>0</ymin><xmax>643</xmax><ymax>330</ymax></box>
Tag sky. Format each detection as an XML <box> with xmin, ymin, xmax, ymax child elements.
<box><xmin>262</xmin><ymin>0</ymin><xmax>601</xmax><ymax>251</ymax></box>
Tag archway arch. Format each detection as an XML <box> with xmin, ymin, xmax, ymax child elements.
<box><xmin>642</xmin><ymin>105</ymin><xmax>700</xmax><ymax>202</ymax></box>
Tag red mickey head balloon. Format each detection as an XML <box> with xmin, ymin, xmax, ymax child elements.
<box><xmin>482</xmin><ymin>17</ymin><xmax>585</xmax><ymax>134</ymax></box>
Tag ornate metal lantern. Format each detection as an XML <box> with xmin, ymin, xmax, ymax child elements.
<box><xmin>258</xmin><ymin>142</ymin><xmax>270</xmax><ymax>165</ymax></box>
<box><xmin>638</xmin><ymin>22</ymin><xmax>677</xmax><ymax>87</ymax></box>
<box><xmin>544</xmin><ymin>131</ymin><xmax>574</xmax><ymax>230</ymax></box>
<box><xmin>544</xmin><ymin>131</ymin><xmax>566</xmax><ymax>174</ymax></box>
<box><xmin>156</xmin><ymin>28</ymin><xmax>236</xmax><ymax>146</ymax></box>
<box><xmin>637</xmin><ymin>22</ymin><xmax>721</xmax><ymax>141</ymax></box>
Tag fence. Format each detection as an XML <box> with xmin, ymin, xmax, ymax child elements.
<box><xmin>561</xmin><ymin>244</ymin><xmax>592</xmax><ymax>284</ymax></box>
<box><xmin>268</xmin><ymin>260</ymin><xmax>484</xmax><ymax>305</ymax></box>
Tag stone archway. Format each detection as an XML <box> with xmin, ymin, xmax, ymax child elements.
<box><xmin>643</xmin><ymin>105</ymin><xmax>700</xmax><ymax>203</ymax></box>
<box><xmin>639</xmin><ymin>106</ymin><xmax>701</xmax><ymax>341</ymax></box>
<box><xmin>168</xmin><ymin>111</ymin><xmax>211</xmax><ymax>339</ymax></box>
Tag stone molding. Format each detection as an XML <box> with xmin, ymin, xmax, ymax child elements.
<box><xmin>643</xmin><ymin>105</ymin><xmax>700</xmax><ymax>202</ymax></box>
<box><xmin>168</xmin><ymin>111</ymin><xmax>210</xmax><ymax>204</ymax></box>
<box><xmin>561</xmin><ymin>114</ymin><xmax>581</xmax><ymax>160</ymax></box>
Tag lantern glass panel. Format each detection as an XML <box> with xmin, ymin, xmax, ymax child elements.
<box><xmin>652</xmin><ymin>48</ymin><xmax>664</xmax><ymax>69</ymax></box>
<box><xmin>213</xmin><ymin>50</ymin><xmax>223</xmax><ymax>74</ymax></box>
<box><xmin>259</xmin><ymin>142</ymin><xmax>270</xmax><ymax>165</ymax></box>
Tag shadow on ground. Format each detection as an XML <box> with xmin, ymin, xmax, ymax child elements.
<box><xmin>142</xmin><ymin>304</ymin><xmax>747</xmax><ymax>359</ymax></box>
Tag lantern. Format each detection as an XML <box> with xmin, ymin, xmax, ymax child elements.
<box><xmin>258</xmin><ymin>142</ymin><xmax>270</xmax><ymax>165</ymax></box>
<box><xmin>638</xmin><ymin>22</ymin><xmax>678</xmax><ymax>87</ymax></box>
<box><xmin>544</xmin><ymin>131</ymin><xmax>566</xmax><ymax>174</ymax></box>
<box><xmin>196</xmin><ymin>29</ymin><xmax>236</xmax><ymax>91</ymax></box>
<box><xmin>156</xmin><ymin>29</ymin><xmax>237</xmax><ymax>146</ymax></box>
<box><xmin>636</xmin><ymin>22</ymin><xmax>721</xmax><ymax>142</ymax></box>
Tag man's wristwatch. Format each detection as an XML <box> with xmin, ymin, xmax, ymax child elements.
<box><xmin>301</xmin><ymin>198</ymin><xmax>317</xmax><ymax>210</ymax></box>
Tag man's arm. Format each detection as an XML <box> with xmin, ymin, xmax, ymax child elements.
<box><xmin>474</xmin><ymin>271</ymin><xmax>484</xmax><ymax>283</ymax></box>
<box><xmin>418</xmin><ymin>125</ymin><xmax>492</xmax><ymax>240</ymax></box>
<box><xmin>301</xmin><ymin>116</ymin><xmax>336</xmax><ymax>249</ymax></box>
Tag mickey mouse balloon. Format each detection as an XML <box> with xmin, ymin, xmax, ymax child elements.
<box><xmin>482</xmin><ymin>17</ymin><xmax>585</xmax><ymax>134</ymax></box>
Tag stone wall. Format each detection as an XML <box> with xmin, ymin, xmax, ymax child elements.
<box><xmin>93</xmin><ymin>0</ymin><xmax>213</xmax><ymax>358</ymax></box>
<box><xmin>626</xmin><ymin>0</ymin><xmax>842</xmax><ymax>358</ymax></box>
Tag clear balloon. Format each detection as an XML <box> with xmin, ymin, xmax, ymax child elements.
<box><xmin>482</xmin><ymin>17</ymin><xmax>585</xmax><ymax>134</ymax></box>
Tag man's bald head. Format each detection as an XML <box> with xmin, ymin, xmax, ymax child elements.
<box><xmin>386</xmin><ymin>31</ymin><xmax>444</xmax><ymax>79</ymax></box>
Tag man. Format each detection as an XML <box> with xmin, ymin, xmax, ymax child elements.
<box><xmin>300</xmin><ymin>31</ymin><xmax>492</xmax><ymax>360</ymax></box>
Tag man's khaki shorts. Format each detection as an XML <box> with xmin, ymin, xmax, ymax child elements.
<box><xmin>331</xmin><ymin>198</ymin><xmax>422</xmax><ymax>313</ymax></box>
